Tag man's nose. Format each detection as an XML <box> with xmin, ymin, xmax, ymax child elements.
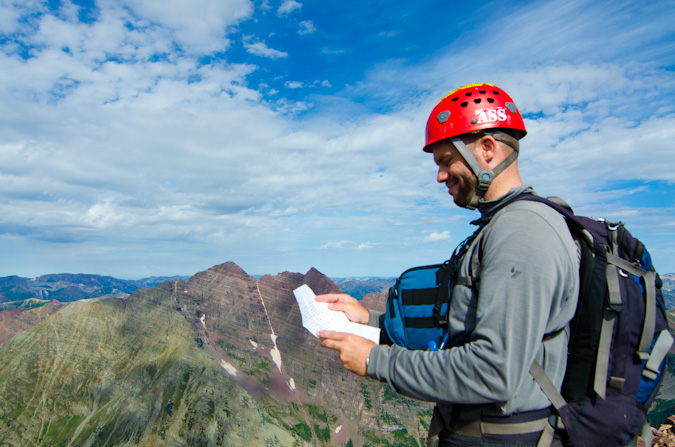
<box><xmin>437</xmin><ymin>168</ymin><xmax>447</xmax><ymax>183</ymax></box>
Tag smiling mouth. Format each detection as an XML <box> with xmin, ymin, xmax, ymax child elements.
<box><xmin>446</xmin><ymin>180</ymin><xmax>458</xmax><ymax>195</ymax></box>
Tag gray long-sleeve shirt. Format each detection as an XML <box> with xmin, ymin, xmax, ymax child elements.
<box><xmin>367</xmin><ymin>186</ymin><xmax>579</xmax><ymax>424</ymax></box>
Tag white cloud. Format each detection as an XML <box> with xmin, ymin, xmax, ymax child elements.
<box><xmin>86</xmin><ymin>199</ymin><xmax>127</xmax><ymax>228</ymax></box>
<box><xmin>319</xmin><ymin>241</ymin><xmax>373</xmax><ymax>251</ymax></box>
<box><xmin>260</xmin><ymin>0</ymin><xmax>273</xmax><ymax>12</ymax></box>
<box><xmin>298</xmin><ymin>20</ymin><xmax>316</xmax><ymax>35</ymax></box>
<box><xmin>0</xmin><ymin>0</ymin><xmax>46</xmax><ymax>34</ymax></box>
<box><xmin>284</xmin><ymin>80</ymin><xmax>304</xmax><ymax>89</ymax></box>
<box><xmin>125</xmin><ymin>0</ymin><xmax>253</xmax><ymax>54</ymax></box>
<box><xmin>277</xmin><ymin>0</ymin><xmax>302</xmax><ymax>16</ymax></box>
<box><xmin>272</xmin><ymin>98</ymin><xmax>312</xmax><ymax>114</ymax></box>
<box><xmin>312</xmin><ymin>80</ymin><xmax>331</xmax><ymax>88</ymax></box>
<box><xmin>320</xmin><ymin>241</ymin><xmax>351</xmax><ymax>250</ymax></box>
<box><xmin>423</xmin><ymin>231</ymin><xmax>451</xmax><ymax>243</ymax></box>
<box><xmin>243</xmin><ymin>36</ymin><xmax>288</xmax><ymax>58</ymax></box>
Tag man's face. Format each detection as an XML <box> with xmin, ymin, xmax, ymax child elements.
<box><xmin>432</xmin><ymin>140</ymin><xmax>477</xmax><ymax>208</ymax></box>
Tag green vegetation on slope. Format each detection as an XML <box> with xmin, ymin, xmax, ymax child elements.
<box><xmin>0</xmin><ymin>298</ymin><xmax>52</xmax><ymax>311</ymax></box>
<box><xmin>0</xmin><ymin>284</ymin><xmax>295</xmax><ymax>446</ymax></box>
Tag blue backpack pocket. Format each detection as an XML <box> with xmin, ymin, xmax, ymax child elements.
<box><xmin>384</xmin><ymin>263</ymin><xmax>450</xmax><ymax>351</ymax></box>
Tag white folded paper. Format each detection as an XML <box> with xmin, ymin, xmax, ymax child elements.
<box><xmin>293</xmin><ymin>284</ymin><xmax>381</xmax><ymax>344</ymax></box>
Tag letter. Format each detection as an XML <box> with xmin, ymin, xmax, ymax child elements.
<box><xmin>497</xmin><ymin>108</ymin><xmax>507</xmax><ymax>121</ymax></box>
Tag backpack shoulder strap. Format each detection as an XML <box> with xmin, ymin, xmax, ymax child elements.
<box><xmin>530</xmin><ymin>360</ymin><xmax>567</xmax><ymax>411</ymax></box>
<box><xmin>606</xmin><ymin>251</ymin><xmax>656</xmax><ymax>360</ymax></box>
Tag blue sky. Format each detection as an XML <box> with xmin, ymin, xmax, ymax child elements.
<box><xmin>1</xmin><ymin>0</ymin><xmax>674</xmax><ymax>279</ymax></box>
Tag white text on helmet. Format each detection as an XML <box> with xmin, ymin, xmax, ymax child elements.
<box><xmin>475</xmin><ymin>107</ymin><xmax>508</xmax><ymax>124</ymax></box>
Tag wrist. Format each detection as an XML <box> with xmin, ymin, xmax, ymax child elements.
<box><xmin>365</xmin><ymin>346</ymin><xmax>374</xmax><ymax>374</ymax></box>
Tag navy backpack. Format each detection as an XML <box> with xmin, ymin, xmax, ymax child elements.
<box><xmin>522</xmin><ymin>195</ymin><xmax>672</xmax><ymax>446</ymax></box>
<box><xmin>383</xmin><ymin>194</ymin><xmax>673</xmax><ymax>446</ymax></box>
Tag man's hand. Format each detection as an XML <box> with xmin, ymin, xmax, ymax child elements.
<box><xmin>315</xmin><ymin>293</ymin><xmax>370</xmax><ymax>324</ymax></box>
<box><xmin>318</xmin><ymin>331</ymin><xmax>375</xmax><ymax>377</ymax></box>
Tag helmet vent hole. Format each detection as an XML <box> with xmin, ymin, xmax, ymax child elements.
<box><xmin>473</xmin><ymin>98</ymin><xmax>481</xmax><ymax>104</ymax></box>
<box><xmin>493</xmin><ymin>90</ymin><xmax>500</xmax><ymax>95</ymax></box>
<box><xmin>465</xmin><ymin>92</ymin><xmax>473</xmax><ymax>97</ymax></box>
<box><xmin>451</xmin><ymin>97</ymin><xmax>459</xmax><ymax>102</ymax></box>
<box><xmin>460</xmin><ymin>102</ymin><xmax>468</xmax><ymax>107</ymax></box>
<box><xmin>487</xmin><ymin>98</ymin><xmax>495</xmax><ymax>103</ymax></box>
<box><xmin>479</xmin><ymin>90</ymin><xmax>486</xmax><ymax>94</ymax></box>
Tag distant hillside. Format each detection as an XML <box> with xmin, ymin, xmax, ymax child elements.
<box><xmin>137</xmin><ymin>275</ymin><xmax>192</xmax><ymax>288</ymax></box>
<box><xmin>0</xmin><ymin>274</ymin><xmax>191</xmax><ymax>303</ymax></box>
<box><xmin>332</xmin><ymin>277</ymin><xmax>395</xmax><ymax>300</ymax></box>
<box><xmin>663</xmin><ymin>274</ymin><xmax>675</xmax><ymax>310</ymax></box>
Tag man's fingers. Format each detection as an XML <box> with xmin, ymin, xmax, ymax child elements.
<box><xmin>316</xmin><ymin>299</ymin><xmax>369</xmax><ymax>325</ymax></box>
<box><xmin>317</xmin><ymin>330</ymin><xmax>346</xmax><ymax>340</ymax></box>
<box><xmin>319</xmin><ymin>332</ymin><xmax>348</xmax><ymax>351</ymax></box>
<box><xmin>315</xmin><ymin>293</ymin><xmax>357</xmax><ymax>304</ymax></box>
<box><xmin>327</xmin><ymin>302</ymin><xmax>350</xmax><ymax>313</ymax></box>
<box><xmin>320</xmin><ymin>338</ymin><xmax>335</xmax><ymax>350</ymax></box>
<box><xmin>318</xmin><ymin>332</ymin><xmax>374</xmax><ymax>377</ymax></box>
<box><xmin>314</xmin><ymin>293</ymin><xmax>345</xmax><ymax>303</ymax></box>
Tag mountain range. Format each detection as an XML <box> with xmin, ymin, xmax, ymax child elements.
<box><xmin>2</xmin><ymin>272</ymin><xmax>673</xmax><ymax>309</ymax></box>
<box><xmin>0</xmin><ymin>265</ymin><xmax>673</xmax><ymax>446</ymax></box>
<box><xmin>0</xmin><ymin>263</ymin><xmax>432</xmax><ymax>446</ymax></box>
<box><xmin>0</xmin><ymin>274</ymin><xmax>190</xmax><ymax>304</ymax></box>
<box><xmin>663</xmin><ymin>274</ymin><xmax>675</xmax><ymax>310</ymax></box>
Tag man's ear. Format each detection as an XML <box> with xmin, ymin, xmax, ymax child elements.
<box><xmin>477</xmin><ymin>135</ymin><xmax>497</xmax><ymax>166</ymax></box>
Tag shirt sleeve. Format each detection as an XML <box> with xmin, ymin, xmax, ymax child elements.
<box><xmin>368</xmin><ymin>309</ymin><xmax>383</xmax><ymax>327</ymax></box>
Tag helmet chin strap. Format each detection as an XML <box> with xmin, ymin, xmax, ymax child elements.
<box><xmin>449</xmin><ymin>136</ymin><xmax>518</xmax><ymax>210</ymax></box>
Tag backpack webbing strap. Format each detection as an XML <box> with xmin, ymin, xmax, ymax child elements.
<box><xmin>536</xmin><ymin>424</ymin><xmax>555</xmax><ymax>447</ymax></box>
<box><xmin>644</xmin><ymin>329</ymin><xmax>674</xmax><ymax>380</ymax></box>
<box><xmin>609</xmin><ymin>223</ymin><xmax>620</xmax><ymax>253</ymax></box>
<box><xmin>454</xmin><ymin>238</ymin><xmax>483</xmax><ymax>290</ymax></box>
<box><xmin>639</xmin><ymin>269</ymin><xmax>656</xmax><ymax>360</ymax></box>
<box><xmin>530</xmin><ymin>360</ymin><xmax>567</xmax><ymax>411</ymax></box>
<box><xmin>477</xmin><ymin>418</ymin><xmax>550</xmax><ymax>435</ymax></box>
<box><xmin>594</xmin><ymin>262</ymin><xmax>625</xmax><ymax>399</ymax></box>
<box><xmin>467</xmin><ymin>235</ymin><xmax>483</xmax><ymax>288</ymax></box>
<box><xmin>434</xmin><ymin>223</ymin><xmax>487</xmax><ymax>326</ymax></box>
<box><xmin>529</xmin><ymin>361</ymin><xmax>566</xmax><ymax>447</ymax></box>
<box><xmin>606</xmin><ymin>252</ymin><xmax>656</xmax><ymax>360</ymax></box>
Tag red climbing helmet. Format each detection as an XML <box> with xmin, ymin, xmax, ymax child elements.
<box><xmin>423</xmin><ymin>83</ymin><xmax>527</xmax><ymax>152</ymax></box>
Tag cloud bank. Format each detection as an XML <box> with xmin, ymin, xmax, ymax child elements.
<box><xmin>0</xmin><ymin>0</ymin><xmax>674</xmax><ymax>278</ymax></box>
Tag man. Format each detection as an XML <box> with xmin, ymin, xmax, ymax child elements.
<box><xmin>317</xmin><ymin>83</ymin><xmax>580</xmax><ymax>446</ymax></box>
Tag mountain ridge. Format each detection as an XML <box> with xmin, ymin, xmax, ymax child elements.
<box><xmin>0</xmin><ymin>261</ymin><xmax>432</xmax><ymax>446</ymax></box>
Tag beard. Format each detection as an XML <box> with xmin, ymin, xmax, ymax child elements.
<box><xmin>450</xmin><ymin>172</ymin><xmax>478</xmax><ymax>208</ymax></box>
